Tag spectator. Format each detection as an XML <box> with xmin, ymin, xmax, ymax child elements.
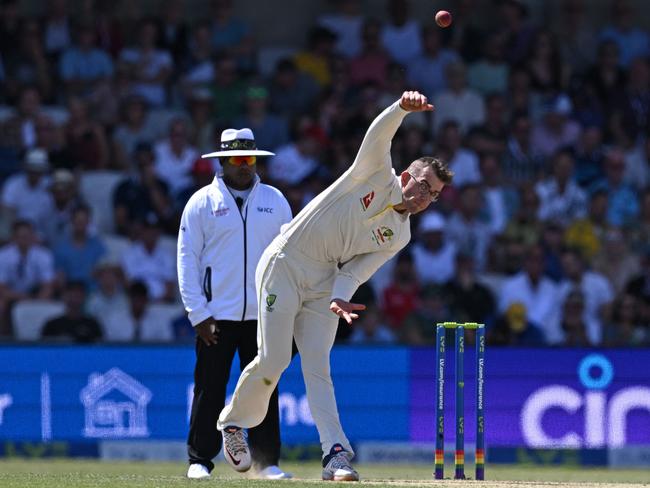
<box><xmin>64</xmin><ymin>97</ymin><xmax>110</xmax><ymax>169</ymax></box>
<box><xmin>558</xmin><ymin>247</ymin><xmax>614</xmax><ymax>345</ymax></box>
<box><xmin>317</xmin><ymin>0</ymin><xmax>363</xmax><ymax>59</ymax></box>
<box><xmin>87</xmin><ymin>261</ymin><xmax>128</xmax><ymax>333</ymax></box>
<box><xmin>209</xmin><ymin>0</ymin><xmax>255</xmax><ymax>71</ymax></box>
<box><xmin>380</xmin><ymin>0</ymin><xmax>422</xmax><ymax>65</ymax></box>
<box><xmin>208</xmin><ymin>55</ymin><xmax>246</xmax><ymax>122</ymax></box>
<box><xmin>624</xmin><ymin>131</ymin><xmax>650</xmax><ymax>191</ymax></box>
<box><xmin>154</xmin><ymin>118</ymin><xmax>199</xmax><ymax>197</ymax></box>
<box><xmin>444</xmin><ymin>252</ymin><xmax>496</xmax><ymax>326</ymax></box>
<box><xmin>603</xmin><ymin>293</ymin><xmax>647</xmax><ymax>346</ymax></box>
<box><xmin>611</xmin><ymin>56</ymin><xmax>650</xmax><ymax>147</ymax></box>
<box><xmin>411</xmin><ymin>211</ymin><xmax>456</xmax><ymax>285</ymax></box>
<box><xmin>119</xmin><ymin>18</ymin><xmax>173</xmax><ymax>107</ymax></box>
<box><xmin>584</xmin><ymin>40</ymin><xmax>626</xmax><ymax>120</ymax></box>
<box><xmin>433</xmin><ymin>62</ymin><xmax>485</xmax><ymax>135</ymax></box>
<box><xmin>467</xmin><ymin>93</ymin><xmax>509</xmax><ymax>157</ymax></box>
<box><xmin>159</xmin><ymin>0</ymin><xmax>189</xmax><ymax>65</ymax></box>
<box><xmin>59</xmin><ymin>21</ymin><xmax>114</xmax><ymax>100</ymax></box>
<box><xmin>502</xmin><ymin>112</ymin><xmax>545</xmax><ymax>185</ymax></box>
<box><xmin>624</xmin><ymin>247</ymin><xmax>650</xmax><ymax>324</ymax></box>
<box><xmin>593</xmin><ymin>227</ymin><xmax>639</xmax><ymax>294</ymax></box>
<box><xmin>348</xmin><ymin>19</ymin><xmax>390</xmax><ymax>89</ymax></box>
<box><xmin>468</xmin><ymin>32</ymin><xmax>509</xmax><ymax>96</ymax></box>
<box><xmin>382</xmin><ymin>251</ymin><xmax>420</xmax><ymax>331</ymax></box>
<box><xmin>0</xmin><ymin>1</ymin><xmax>21</xmax><ymax>67</ymax></box>
<box><xmin>294</xmin><ymin>25</ymin><xmax>337</xmax><ymax>87</ymax></box>
<box><xmin>42</xmin><ymin>281</ymin><xmax>102</xmax><ymax>343</ymax></box>
<box><xmin>43</xmin><ymin>169</ymin><xmax>85</xmax><ymax>245</ymax></box>
<box><xmin>627</xmin><ymin>190</ymin><xmax>650</xmax><ymax>253</ymax></box>
<box><xmin>535</xmin><ymin>149</ymin><xmax>587</xmax><ymax>226</ymax></box>
<box><xmin>179</xmin><ymin>21</ymin><xmax>214</xmax><ymax>97</ymax></box>
<box><xmin>42</xmin><ymin>0</ymin><xmax>72</xmax><ymax>60</ymax></box>
<box><xmin>267</xmin><ymin>58</ymin><xmax>320</xmax><ymax>119</ymax></box>
<box><xmin>402</xmin><ymin>284</ymin><xmax>450</xmax><ymax>345</ymax></box>
<box><xmin>530</xmin><ymin>94</ymin><xmax>582</xmax><ymax>159</ymax></box>
<box><xmin>559</xmin><ymin>289</ymin><xmax>590</xmax><ymax>346</ymax></box>
<box><xmin>590</xmin><ymin>147</ymin><xmax>639</xmax><ymax>227</ymax></box>
<box><xmin>233</xmin><ymin>85</ymin><xmax>289</xmax><ymax>153</ymax></box>
<box><xmin>407</xmin><ymin>25</ymin><xmax>460</xmax><ymax>99</ymax></box>
<box><xmin>564</xmin><ymin>189</ymin><xmax>610</xmax><ymax>260</ymax></box>
<box><xmin>121</xmin><ymin>214</ymin><xmax>176</xmax><ymax>302</ymax></box>
<box><xmin>175</xmin><ymin>157</ymin><xmax>217</xmax><ymax>212</ymax></box>
<box><xmin>599</xmin><ymin>0</ymin><xmax>649</xmax><ymax>67</ymax></box>
<box><xmin>102</xmin><ymin>280</ymin><xmax>174</xmax><ymax>342</ymax></box>
<box><xmin>500</xmin><ymin>0</ymin><xmax>537</xmax><ymax>65</ymax></box>
<box><xmin>112</xmin><ymin>94</ymin><xmax>158</xmax><ymax>170</ymax></box>
<box><xmin>478</xmin><ymin>152</ymin><xmax>514</xmax><ymax>235</ymax></box>
<box><xmin>553</xmin><ymin>0</ymin><xmax>598</xmax><ymax>74</ymax></box>
<box><xmin>53</xmin><ymin>205</ymin><xmax>106</xmax><ymax>291</ymax></box>
<box><xmin>2</xmin><ymin>20</ymin><xmax>51</xmax><ymax>101</ymax></box>
<box><xmin>113</xmin><ymin>142</ymin><xmax>174</xmax><ymax>236</ymax></box>
<box><xmin>0</xmin><ymin>220</ymin><xmax>55</xmax><ymax>336</ymax></box>
<box><xmin>574</xmin><ymin>125</ymin><xmax>605</xmax><ymax>188</ymax></box>
<box><xmin>522</xmin><ymin>29</ymin><xmax>567</xmax><ymax>96</ymax></box>
<box><xmin>1</xmin><ymin>148</ymin><xmax>53</xmax><ymax>236</ymax></box>
<box><xmin>540</xmin><ymin>221</ymin><xmax>565</xmax><ymax>282</ymax></box>
<box><xmin>267</xmin><ymin>122</ymin><xmax>323</xmax><ymax>187</ymax></box>
<box><xmin>503</xmin><ymin>183</ymin><xmax>542</xmax><ymax>246</ymax></box>
<box><xmin>377</xmin><ymin>62</ymin><xmax>427</xmax><ymax>130</ymax></box>
<box><xmin>488</xmin><ymin>302</ymin><xmax>546</xmax><ymax>346</ymax></box>
<box><xmin>0</xmin><ymin>86</ymin><xmax>42</xmax><ymax>151</ymax></box>
<box><xmin>446</xmin><ymin>184</ymin><xmax>493</xmax><ymax>271</ymax></box>
<box><xmin>348</xmin><ymin>302</ymin><xmax>396</xmax><ymax>344</ymax></box>
<box><xmin>499</xmin><ymin>244</ymin><xmax>562</xmax><ymax>344</ymax></box>
<box><xmin>436</xmin><ymin>121</ymin><xmax>481</xmax><ymax>187</ymax></box>
<box><xmin>185</xmin><ymin>88</ymin><xmax>219</xmax><ymax>154</ymax></box>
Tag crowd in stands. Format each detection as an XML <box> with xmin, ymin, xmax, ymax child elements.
<box><xmin>1</xmin><ymin>0</ymin><xmax>650</xmax><ymax>347</ymax></box>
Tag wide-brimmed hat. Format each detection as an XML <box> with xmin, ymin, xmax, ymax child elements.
<box><xmin>202</xmin><ymin>128</ymin><xmax>275</xmax><ymax>158</ymax></box>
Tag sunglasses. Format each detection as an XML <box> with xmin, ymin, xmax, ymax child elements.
<box><xmin>227</xmin><ymin>156</ymin><xmax>257</xmax><ymax>167</ymax></box>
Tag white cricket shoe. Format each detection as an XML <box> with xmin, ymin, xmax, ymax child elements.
<box><xmin>258</xmin><ymin>465</ymin><xmax>293</xmax><ymax>479</ymax></box>
<box><xmin>187</xmin><ymin>463</ymin><xmax>210</xmax><ymax>479</ymax></box>
<box><xmin>322</xmin><ymin>444</ymin><xmax>359</xmax><ymax>481</ymax></box>
<box><xmin>222</xmin><ymin>426</ymin><xmax>252</xmax><ymax>472</ymax></box>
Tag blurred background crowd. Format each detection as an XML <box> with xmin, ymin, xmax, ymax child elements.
<box><xmin>1</xmin><ymin>0</ymin><xmax>650</xmax><ymax>347</ymax></box>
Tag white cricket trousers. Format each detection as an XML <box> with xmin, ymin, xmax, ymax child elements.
<box><xmin>217</xmin><ymin>236</ymin><xmax>353</xmax><ymax>457</ymax></box>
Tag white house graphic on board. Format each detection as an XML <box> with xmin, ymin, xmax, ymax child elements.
<box><xmin>80</xmin><ymin>368</ymin><xmax>152</xmax><ymax>438</ymax></box>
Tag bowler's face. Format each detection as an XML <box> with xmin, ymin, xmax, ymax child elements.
<box><xmin>400</xmin><ymin>168</ymin><xmax>444</xmax><ymax>214</ymax></box>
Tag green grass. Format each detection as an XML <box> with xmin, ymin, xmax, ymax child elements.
<box><xmin>0</xmin><ymin>460</ymin><xmax>648</xmax><ymax>488</ymax></box>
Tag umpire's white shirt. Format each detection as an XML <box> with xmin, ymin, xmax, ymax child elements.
<box><xmin>177</xmin><ymin>175</ymin><xmax>291</xmax><ymax>325</ymax></box>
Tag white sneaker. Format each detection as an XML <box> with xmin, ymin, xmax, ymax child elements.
<box><xmin>187</xmin><ymin>464</ymin><xmax>210</xmax><ymax>479</ymax></box>
<box><xmin>222</xmin><ymin>426</ymin><xmax>252</xmax><ymax>472</ymax></box>
<box><xmin>322</xmin><ymin>444</ymin><xmax>359</xmax><ymax>481</ymax></box>
<box><xmin>258</xmin><ymin>465</ymin><xmax>293</xmax><ymax>480</ymax></box>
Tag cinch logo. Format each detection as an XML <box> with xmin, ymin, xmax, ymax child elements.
<box><xmin>521</xmin><ymin>354</ymin><xmax>650</xmax><ymax>448</ymax></box>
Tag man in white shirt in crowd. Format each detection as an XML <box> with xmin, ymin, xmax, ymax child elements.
<box><xmin>411</xmin><ymin>211</ymin><xmax>457</xmax><ymax>284</ymax></box>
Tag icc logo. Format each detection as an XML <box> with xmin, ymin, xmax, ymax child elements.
<box><xmin>521</xmin><ymin>354</ymin><xmax>650</xmax><ymax>448</ymax></box>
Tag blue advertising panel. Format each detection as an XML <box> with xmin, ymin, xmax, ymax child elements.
<box><xmin>0</xmin><ymin>345</ymin><xmax>410</xmax><ymax>445</ymax></box>
<box><xmin>410</xmin><ymin>348</ymin><xmax>650</xmax><ymax>448</ymax></box>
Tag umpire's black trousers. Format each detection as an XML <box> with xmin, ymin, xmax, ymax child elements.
<box><xmin>187</xmin><ymin>320</ymin><xmax>280</xmax><ymax>471</ymax></box>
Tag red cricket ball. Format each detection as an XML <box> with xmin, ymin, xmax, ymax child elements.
<box><xmin>435</xmin><ymin>10</ymin><xmax>452</xmax><ymax>28</ymax></box>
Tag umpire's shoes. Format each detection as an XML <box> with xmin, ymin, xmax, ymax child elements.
<box><xmin>222</xmin><ymin>426</ymin><xmax>252</xmax><ymax>472</ymax></box>
<box><xmin>187</xmin><ymin>463</ymin><xmax>210</xmax><ymax>479</ymax></box>
<box><xmin>322</xmin><ymin>444</ymin><xmax>359</xmax><ymax>481</ymax></box>
<box><xmin>258</xmin><ymin>465</ymin><xmax>293</xmax><ymax>479</ymax></box>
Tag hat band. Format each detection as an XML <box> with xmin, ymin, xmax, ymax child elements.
<box><xmin>221</xmin><ymin>139</ymin><xmax>257</xmax><ymax>151</ymax></box>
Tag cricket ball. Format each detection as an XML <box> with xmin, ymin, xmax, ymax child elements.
<box><xmin>435</xmin><ymin>10</ymin><xmax>452</xmax><ymax>28</ymax></box>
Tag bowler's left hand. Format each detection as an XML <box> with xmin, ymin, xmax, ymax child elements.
<box><xmin>330</xmin><ymin>299</ymin><xmax>366</xmax><ymax>325</ymax></box>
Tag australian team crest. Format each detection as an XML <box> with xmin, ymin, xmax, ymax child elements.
<box><xmin>266</xmin><ymin>294</ymin><xmax>277</xmax><ymax>312</ymax></box>
<box><xmin>371</xmin><ymin>226</ymin><xmax>394</xmax><ymax>246</ymax></box>
<box><xmin>359</xmin><ymin>191</ymin><xmax>375</xmax><ymax>211</ymax></box>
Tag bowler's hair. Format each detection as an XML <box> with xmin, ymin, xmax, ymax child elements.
<box><xmin>408</xmin><ymin>157</ymin><xmax>454</xmax><ymax>185</ymax></box>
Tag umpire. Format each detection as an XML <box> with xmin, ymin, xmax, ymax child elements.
<box><xmin>177</xmin><ymin>128</ymin><xmax>292</xmax><ymax>479</ymax></box>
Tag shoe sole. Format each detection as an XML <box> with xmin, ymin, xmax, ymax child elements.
<box><xmin>322</xmin><ymin>473</ymin><xmax>360</xmax><ymax>481</ymax></box>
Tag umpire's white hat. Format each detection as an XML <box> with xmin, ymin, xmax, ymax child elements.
<box><xmin>201</xmin><ymin>128</ymin><xmax>275</xmax><ymax>158</ymax></box>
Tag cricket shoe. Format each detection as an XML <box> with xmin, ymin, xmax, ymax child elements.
<box><xmin>258</xmin><ymin>465</ymin><xmax>293</xmax><ymax>479</ymax></box>
<box><xmin>222</xmin><ymin>426</ymin><xmax>251</xmax><ymax>472</ymax></box>
<box><xmin>322</xmin><ymin>444</ymin><xmax>359</xmax><ymax>481</ymax></box>
<box><xmin>187</xmin><ymin>463</ymin><xmax>210</xmax><ymax>479</ymax></box>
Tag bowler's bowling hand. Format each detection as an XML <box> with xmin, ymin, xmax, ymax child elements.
<box><xmin>195</xmin><ymin>317</ymin><xmax>219</xmax><ymax>346</ymax></box>
<box><xmin>399</xmin><ymin>90</ymin><xmax>434</xmax><ymax>112</ymax></box>
<box><xmin>330</xmin><ymin>299</ymin><xmax>367</xmax><ymax>325</ymax></box>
